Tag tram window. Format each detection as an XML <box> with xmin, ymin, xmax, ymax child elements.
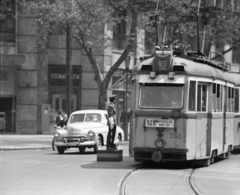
<box><xmin>232</xmin><ymin>88</ymin><xmax>235</xmax><ymax>112</ymax></box>
<box><xmin>212</xmin><ymin>83</ymin><xmax>217</xmax><ymax>112</ymax></box>
<box><xmin>227</xmin><ymin>87</ymin><xmax>234</xmax><ymax>112</ymax></box>
<box><xmin>188</xmin><ymin>81</ymin><xmax>196</xmax><ymax>111</ymax></box>
<box><xmin>216</xmin><ymin>84</ymin><xmax>222</xmax><ymax>112</ymax></box>
<box><xmin>197</xmin><ymin>83</ymin><xmax>207</xmax><ymax>112</ymax></box>
<box><xmin>235</xmin><ymin>89</ymin><xmax>239</xmax><ymax>113</ymax></box>
<box><xmin>139</xmin><ymin>84</ymin><xmax>184</xmax><ymax>108</ymax></box>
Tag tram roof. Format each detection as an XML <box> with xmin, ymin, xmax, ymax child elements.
<box><xmin>133</xmin><ymin>56</ymin><xmax>240</xmax><ymax>86</ymax></box>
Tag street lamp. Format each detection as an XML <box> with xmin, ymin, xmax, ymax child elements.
<box><xmin>123</xmin><ymin>56</ymin><xmax>130</xmax><ymax>141</ymax></box>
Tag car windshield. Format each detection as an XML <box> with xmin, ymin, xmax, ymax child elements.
<box><xmin>139</xmin><ymin>84</ymin><xmax>184</xmax><ymax>108</ymax></box>
<box><xmin>69</xmin><ymin>114</ymin><xmax>85</xmax><ymax>123</ymax></box>
<box><xmin>69</xmin><ymin>113</ymin><xmax>101</xmax><ymax>123</ymax></box>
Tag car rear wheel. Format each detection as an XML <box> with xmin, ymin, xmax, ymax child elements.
<box><xmin>57</xmin><ymin>146</ymin><xmax>65</xmax><ymax>154</ymax></box>
<box><xmin>79</xmin><ymin>146</ymin><xmax>86</xmax><ymax>153</ymax></box>
<box><xmin>93</xmin><ymin>136</ymin><xmax>102</xmax><ymax>153</ymax></box>
<box><xmin>52</xmin><ymin>138</ymin><xmax>56</xmax><ymax>151</ymax></box>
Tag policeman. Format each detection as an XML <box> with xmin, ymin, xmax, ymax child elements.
<box><xmin>106</xmin><ymin>95</ymin><xmax>117</xmax><ymax>150</ymax></box>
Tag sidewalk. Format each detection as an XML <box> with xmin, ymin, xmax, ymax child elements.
<box><xmin>0</xmin><ymin>134</ymin><xmax>53</xmax><ymax>151</ymax></box>
<box><xmin>0</xmin><ymin>134</ymin><xmax>129</xmax><ymax>151</ymax></box>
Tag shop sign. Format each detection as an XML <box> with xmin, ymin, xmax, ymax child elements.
<box><xmin>49</xmin><ymin>65</ymin><xmax>81</xmax><ymax>87</ymax></box>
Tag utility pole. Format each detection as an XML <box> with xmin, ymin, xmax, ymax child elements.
<box><xmin>123</xmin><ymin>56</ymin><xmax>130</xmax><ymax>141</ymax></box>
<box><xmin>66</xmin><ymin>21</ymin><xmax>71</xmax><ymax>116</ymax></box>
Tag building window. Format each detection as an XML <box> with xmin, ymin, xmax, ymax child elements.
<box><xmin>48</xmin><ymin>65</ymin><xmax>81</xmax><ymax>115</ymax></box>
<box><xmin>113</xmin><ymin>9</ymin><xmax>127</xmax><ymax>50</ymax></box>
<box><xmin>0</xmin><ymin>0</ymin><xmax>15</xmax><ymax>42</ymax></box>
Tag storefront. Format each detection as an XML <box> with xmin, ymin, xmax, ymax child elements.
<box><xmin>48</xmin><ymin>65</ymin><xmax>82</xmax><ymax>121</ymax></box>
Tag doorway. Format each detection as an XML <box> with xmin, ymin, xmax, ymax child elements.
<box><xmin>0</xmin><ymin>97</ymin><xmax>15</xmax><ymax>133</ymax></box>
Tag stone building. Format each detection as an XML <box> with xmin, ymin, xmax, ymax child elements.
<box><xmin>0</xmin><ymin>0</ymin><xmax>239</xmax><ymax>134</ymax></box>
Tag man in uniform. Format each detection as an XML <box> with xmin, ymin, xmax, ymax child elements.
<box><xmin>106</xmin><ymin>95</ymin><xmax>117</xmax><ymax>150</ymax></box>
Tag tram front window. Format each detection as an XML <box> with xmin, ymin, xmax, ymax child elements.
<box><xmin>139</xmin><ymin>84</ymin><xmax>184</xmax><ymax>108</ymax></box>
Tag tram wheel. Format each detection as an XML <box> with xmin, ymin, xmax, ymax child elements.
<box><xmin>210</xmin><ymin>150</ymin><xmax>217</xmax><ymax>164</ymax></box>
<box><xmin>226</xmin><ymin>146</ymin><xmax>231</xmax><ymax>158</ymax></box>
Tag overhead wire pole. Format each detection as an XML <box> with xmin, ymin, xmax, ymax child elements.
<box><xmin>66</xmin><ymin>3</ymin><xmax>72</xmax><ymax>117</ymax></box>
<box><xmin>155</xmin><ymin>0</ymin><xmax>160</xmax><ymax>46</ymax></box>
<box><xmin>197</xmin><ymin>0</ymin><xmax>202</xmax><ymax>54</ymax></box>
<box><xmin>201</xmin><ymin>0</ymin><xmax>206</xmax><ymax>53</ymax></box>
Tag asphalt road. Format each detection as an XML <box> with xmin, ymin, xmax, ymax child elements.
<box><xmin>1</xmin><ymin>146</ymin><xmax>240</xmax><ymax>195</ymax></box>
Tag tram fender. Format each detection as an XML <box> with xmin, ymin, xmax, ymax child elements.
<box><xmin>152</xmin><ymin>151</ymin><xmax>162</xmax><ymax>162</ymax></box>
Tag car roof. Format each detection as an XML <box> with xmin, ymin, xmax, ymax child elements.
<box><xmin>71</xmin><ymin>109</ymin><xmax>107</xmax><ymax>115</ymax></box>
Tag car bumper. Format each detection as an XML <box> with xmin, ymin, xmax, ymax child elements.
<box><xmin>55</xmin><ymin>140</ymin><xmax>95</xmax><ymax>147</ymax></box>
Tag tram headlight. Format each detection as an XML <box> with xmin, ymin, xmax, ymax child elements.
<box><xmin>172</xmin><ymin>109</ymin><xmax>180</xmax><ymax>119</ymax></box>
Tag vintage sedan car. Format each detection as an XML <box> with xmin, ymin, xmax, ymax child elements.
<box><xmin>53</xmin><ymin>109</ymin><xmax>124</xmax><ymax>154</ymax></box>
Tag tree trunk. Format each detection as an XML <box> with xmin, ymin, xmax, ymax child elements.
<box><xmin>98</xmin><ymin>84</ymin><xmax>108</xmax><ymax>110</ymax></box>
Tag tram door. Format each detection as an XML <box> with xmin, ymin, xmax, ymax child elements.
<box><xmin>196</xmin><ymin>83</ymin><xmax>209</xmax><ymax>157</ymax></box>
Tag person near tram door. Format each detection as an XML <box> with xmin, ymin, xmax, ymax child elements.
<box><xmin>106</xmin><ymin>95</ymin><xmax>118</xmax><ymax>150</ymax></box>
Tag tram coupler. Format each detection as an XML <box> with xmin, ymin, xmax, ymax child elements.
<box><xmin>151</xmin><ymin>151</ymin><xmax>162</xmax><ymax>162</ymax></box>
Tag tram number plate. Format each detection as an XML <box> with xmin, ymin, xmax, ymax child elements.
<box><xmin>145</xmin><ymin>119</ymin><xmax>174</xmax><ymax>128</ymax></box>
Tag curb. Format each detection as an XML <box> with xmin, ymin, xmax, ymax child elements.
<box><xmin>0</xmin><ymin>142</ymin><xmax>129</xmax><ymax>151</ymax></box>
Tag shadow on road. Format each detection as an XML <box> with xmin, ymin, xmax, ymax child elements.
<box><xmin>80</xmin><ymin>156</ymin><xmax>141</xmax><ymax>170</ymax></box>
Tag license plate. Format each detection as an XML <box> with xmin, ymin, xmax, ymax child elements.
<box><xmin>67</xmin><ymin>142</ymin><xmax>79</xmax><ymax>146</ymax></box>
<box><xmin>145</xmin><ymin>118</ymin><xmax>174</xmax><ymax>128</ymax></box>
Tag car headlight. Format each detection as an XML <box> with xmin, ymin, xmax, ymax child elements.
<box><xmin>54</xmin><ymin>132</ymin><xmax>60</xmax><ymax>138</ymax></box>
<box><xmin>88</xmin><ymin>130</ymin><xmax>95</xmax><ymax>140</ymax></box>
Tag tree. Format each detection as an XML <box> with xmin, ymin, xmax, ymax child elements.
<box><xmin>17</xmin><ymin>0</ymin><xmax>145</xmax><ymax>109</ymax></box>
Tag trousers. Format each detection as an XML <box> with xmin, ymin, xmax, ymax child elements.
<box><xmin>106</xmin><ymin>125</ymin><xmax>116</xmax><ymax>148</ymax></box>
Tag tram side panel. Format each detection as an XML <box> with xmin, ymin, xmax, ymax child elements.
<box><xmin>233</xmin><ymin>114</ymin><xmax>240</xmax><ymax>148</ymax></box>
<box><xmin>225</xmin><ymin>115</ymin><xmax>234</xmax><ymax>151</ymax></box>
<box><xmin>233</xmin><ymin>87</ymin><xmax>240</xmax><ymax>148</ymax></box>
<box><xmin>185</xmin><ymin>116</ymin><xmax>208</xmax><ymax>160</ymax></box>
<box><xmin>211</xmin><ymin>115</ymin><xmax>224</xmax><ymax>155</ymax></box>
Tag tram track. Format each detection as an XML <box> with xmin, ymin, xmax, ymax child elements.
<box><xmin>119</xmin><ymin>164</ymin><xmax>201</xmax><ymax>195</ymax></box>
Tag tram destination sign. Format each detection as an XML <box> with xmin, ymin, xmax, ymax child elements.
<box><xmin>145</xmin><ymin>118</ymin><xmax>174</xmax><ymax>128</ymax></box>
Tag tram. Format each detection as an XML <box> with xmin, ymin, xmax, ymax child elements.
<box><xmin>129</xmin><ymin>47</ymin><xmax>240</xmax><ymax>165</ymax></box>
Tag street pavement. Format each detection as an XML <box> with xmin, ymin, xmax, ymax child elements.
<box><xmin>0</xmin><ymin>134</ymin><xmax>129</xmax><ymax>151</ymax></box>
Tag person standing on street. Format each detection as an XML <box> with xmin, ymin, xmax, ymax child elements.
<box><xmin>55</xmin><ymin>110</ymin><xmax>63</xmax><ymax>127</ymax></box>
<box><xmin>59</xmin><ymin>113</ymin><xmax>68</xmax><ymax>127</ymax></box>
<box><xmin>106</xmin><ymin>95</ymin><xmax>117</xmax><ymax>150</ymax></box>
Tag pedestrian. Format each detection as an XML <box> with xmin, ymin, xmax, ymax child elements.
<box><xmin>55</xmin><ymin>110</ymin><xmax>63</xmax><ymax>127</ymax></box>
<box><xmin>106</xmin><ymin>95</ymin><xmax>118</xmax><ymax>150</ymax></box>
<box><xmin>61</xmin><ymin>113</ymin><xmax>68</xmax><ymax>127</ymax></box>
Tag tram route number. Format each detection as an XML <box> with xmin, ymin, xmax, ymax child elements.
<box><xmin>145</xmin><ymin>118</ymin><xmax>174</xmax><ymax>128</ymax></box>
<box><xmin>169</xmin><ymin>133</ymin><xmax>182</xmax><ymax>139</ymax></box>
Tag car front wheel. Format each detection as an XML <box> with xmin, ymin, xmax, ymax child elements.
<box><xmin>57</xmin><ymin>146</ymin><xmax>65</xmax><ymax>154</ymax></box>
<box><xmin>93</xmin><ymin>136</ymin><xmax>102</xmax><ymax>153</ymax></box>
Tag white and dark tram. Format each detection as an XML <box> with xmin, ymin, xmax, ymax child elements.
<box><xmin>129</xmin><ymin>48</ymin><xmax>240</xmax><ymax>165</ymax></box>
